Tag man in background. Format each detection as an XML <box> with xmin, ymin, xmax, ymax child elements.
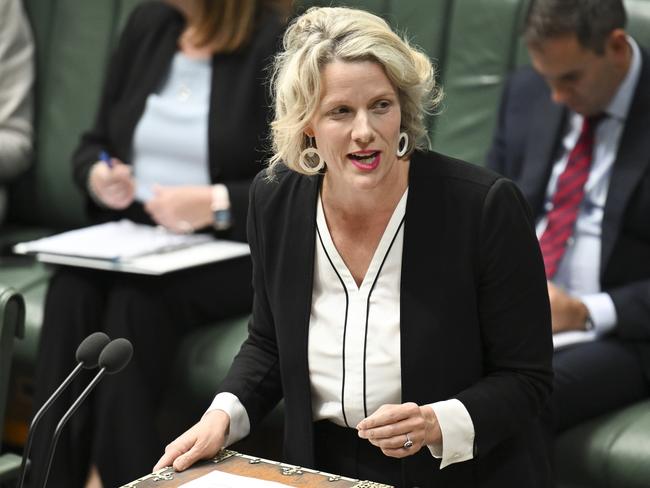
<box><xmin>487</xmin><ymin>0</ymin><xmax>650</xmax><ymax>431</ymax></box>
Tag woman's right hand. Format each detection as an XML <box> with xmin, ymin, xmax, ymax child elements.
<box><xmin>88</xmin><ymin>158</ymin><xmax>135</xmax><ymax>209</ymax></box>
<box><xmin>153</xmin><ymin>409</ymin><xmax>230</xmax><ymax>473</ymax></box>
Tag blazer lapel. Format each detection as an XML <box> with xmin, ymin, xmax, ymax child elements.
<box><xmin>122</xmin><ymin>15</ymin><xmax>182</xmax><ymax>158</ymax></box>
<box><xmin>281</xmin><ymin>175</ymin><xmax>319</xmax><ymax>353</ymax></box>
<box><xmin>400</xmin><ymin>154</ymin><xmax>448</xmax><ymax>404</ymax></box>
<box><xmin>518</xmin><ymin>98</ymin><xmax>565</xmax><ymax>217</ymax></box>
<box><xmin>602</xmin><ymin>51</ymin><xmax>650</xmax><ymax>272</ymax></box>
<box><xmin>276</xmin><ymin>174</ymin><xmax>319</xmax><ymax>464</ymax></box>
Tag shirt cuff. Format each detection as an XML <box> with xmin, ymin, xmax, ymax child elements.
<box><xmin>580</xmin><ymin>292</ymin><xmax>617</xmax><ymax>335</ymax></box>
<box><xmin>426</xmin><ymin>399</ymin><xmax>475</xmax><ymax>469</ymax></box>
<box><xmin>211</xmin><ymin>184</ymin><xmax>231</xmax><ymax>209</ymax></box>
<box><xmin>206</xmin><ymin>392</ymin><xmax>250</xmax><ymax>446</ymax></box>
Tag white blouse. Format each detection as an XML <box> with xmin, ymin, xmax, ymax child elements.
<box><xmin>210</xmin><ymin>189</ymin><xmax>475</xmax><ymax>469</ymax></box>
<box><xmin>309</xmin><ymin>189</ymin><xmax>405</xmax><ymax>426</ymax></box>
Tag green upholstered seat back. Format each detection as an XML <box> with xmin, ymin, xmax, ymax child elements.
<box><xmin>555</xmin><ymin>400</ymin><xmax>650</xmax><ymax>487</ymax></box>
<box><xmin>432</xmin><ymin>0</ymin><xmax>528</xmax><ymax>165</ymax></box>
<box><xmin>10</xmin><ymin>0</ymin><xmax>145</xmax><ymax>229</ymax></box>
<box><xmin>296</xmin><ymin>0</ymin><xmax>452</xmax><ymax>64</ymax></box>
<box><xmin>626</xmin><ymin>0</ymin><xmax>650</xmax><ymax>49</ymax></box>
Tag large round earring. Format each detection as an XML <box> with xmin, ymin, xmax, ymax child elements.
<box><xmin>299</xmin><ymin>137</ymin><xmax>325</xmax><ymax>174</ymax></box>
<box><xmin>396</xmin><ymin>131</ymin><xmax>409</xmax><ymax>158</ymax></box>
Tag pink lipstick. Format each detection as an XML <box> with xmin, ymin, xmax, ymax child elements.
<box><xmin>348</xmin><ymin>151</ymin><xmax>380</xmax><ymax>171</ymax></box>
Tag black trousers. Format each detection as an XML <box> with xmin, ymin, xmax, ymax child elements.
<box><xmin>313</xmin><ymin>420</ymin><xmax>552</xmax><ymax>488</ymax></box>
<box><xmin>28</xmin><ymin>257</ymin><xmax>252</xmax><ymax>488</ymax></box>
<box><xmin>314</xmin><ymin>420</ymin><xmax>403</xmax><ymax>487</ymax></box>
<box><xmin>552</xmin><ymin>338</ymin><xmax>650</xmax><ymax>432</ymax></box>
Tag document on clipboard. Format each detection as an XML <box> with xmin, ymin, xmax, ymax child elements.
<box><xmin>13</xmin><ymin>219</ymin><xmax>250</xmax><ymax>275</ymax></box>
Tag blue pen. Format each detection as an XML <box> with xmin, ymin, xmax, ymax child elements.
<box><xmin>99</xmin><ymin>150</ymin><xmax>113</xmax><ymax>169</ymax></box>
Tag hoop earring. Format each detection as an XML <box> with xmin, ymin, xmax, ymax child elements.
<box><xmin>396</xmin><ymin>131</ymin><xmax>409</xmax><ymax>158</ymax></box>
<box><xmin>299</xmin><ymin>137</ymin><xmax>325</xmax><ymax>174</ymax></box>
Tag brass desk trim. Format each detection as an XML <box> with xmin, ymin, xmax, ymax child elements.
<box><xmin>121</xmin><ymin>449</ymin><xmax>392</xmax><ymax>488</ymax></box>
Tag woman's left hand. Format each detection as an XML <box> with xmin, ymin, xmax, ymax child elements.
<box><xmin>356</xmin><ymin>402</ymin><xmax>442</xmax><ymax>458</ymax></box>
<box><xmin>144</xmin><ymin>184</ymin><xmax>213</xmax><ymax>233</ymax></box>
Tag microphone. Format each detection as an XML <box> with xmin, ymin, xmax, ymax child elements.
<box><xmin>16</xmin><ymin>332</ymin><xmax>111</xmax><ymax>488</ymax></box>
<box><xmin>39</xmin><ymin>338</ymin><xmax>133</xmax><ymax>488</ymax></box>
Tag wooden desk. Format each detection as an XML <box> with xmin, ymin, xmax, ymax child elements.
<box><xmin>120</xmin><ymin>450</ymin><xmax>392</xmax><ymax>488</ymax></box>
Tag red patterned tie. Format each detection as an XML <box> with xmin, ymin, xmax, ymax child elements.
<box><xmin>539</xmin><ymin>114</ymin><xmax>603</xmax><ymax>279</ymax></box>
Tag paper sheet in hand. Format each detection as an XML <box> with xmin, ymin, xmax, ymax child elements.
<box><xmin>179</xmin><ymin>470</ymin><xmax>293</xmax><ymax>488</ymax></box>
<box><xmin>13</xmin><ymin>220</ymin><xmax>250</xmax><ymax>275</ymax></box>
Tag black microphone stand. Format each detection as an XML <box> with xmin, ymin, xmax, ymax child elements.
<box><xmin>16</xmin><ymin>331</ymin><xmax>109</xmax><ymax>488</ymax></box>
<box><xmin>38</xmin><ymin>337</ymin><xmax>132</xmax><ymax>488</ymax></box>
<box><xmin>38</xmin><ymin>367</ymin><xmax>107</xmax><ymax>488</ymax></box>
<box><xmin>16</xmin><ymin>362</ymin><xmax>84</xmax><ymax>488</ymax></box>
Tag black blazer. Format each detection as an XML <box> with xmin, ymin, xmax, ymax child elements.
<box><xmin>220</xmin><ymin>151</ymin><xmax>554</xmax><ymax>487</ymax></box>
<box><xmin>71</xmin><ymin>1</ymin><xmax>285</xmax><ymax>241</ymax></box>
<box><xmin>487</xmin><ymin>47</ymin><xmax>650</xmax><ymax>350</ymax></box>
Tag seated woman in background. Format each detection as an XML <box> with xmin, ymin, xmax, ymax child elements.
<box><xmin>0</xmin><ymin>0</ymin><xmax>34</xmax><ymax>225</ymax></box>
<box><xmin>29</xmin><ymin>1</ymin><xmax>288</xmax><ymax>487</ymax></box>
<box><xmin>155</xmin><ymin>6</ymin><xmax>554</xmax><ymax>488</ymax></box>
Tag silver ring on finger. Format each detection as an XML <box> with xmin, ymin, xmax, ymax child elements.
<box><xmin>403</xmin><ymin>433</ymin><xmax>413</xmax><ymax>449</ymax></box>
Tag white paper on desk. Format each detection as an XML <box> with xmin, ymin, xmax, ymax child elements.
<box><xmin>553</xmin><ymin>330</ymin><xmax>597</xmax><ymax>350</ymax></box>
<box><xmin>179</xmin><ymin>470</ymin><xmax>293</xmax><ymax>488</ymax></box>
<box><xmin>13</xmin><ymin>219</ymin><xmax>213</xmax><ymax>261</ymax></box>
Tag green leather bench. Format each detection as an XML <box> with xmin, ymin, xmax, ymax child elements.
<box><xmin>1</xmin><ymin>1</ymin><xmax>649</xmax><ymax>486</ymax></box>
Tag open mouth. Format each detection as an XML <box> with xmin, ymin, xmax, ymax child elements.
<box><xmin>348</xmin><ymin>151</ymin><xmax>380</xmax><ymax>170</ymax></box>
<box><xmin>349</xmin><ymin>151</ymin><xmax>378</xmax><ymax>162</ymax></box>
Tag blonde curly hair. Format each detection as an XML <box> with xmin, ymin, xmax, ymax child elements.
<box><xmin>268</xmin><ymin>6</ymin><xmax>442</xmax><ymax>175</ymax></box>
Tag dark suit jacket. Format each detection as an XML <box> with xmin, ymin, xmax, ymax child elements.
<box><xmin>71</xmin><ymin>1</ymin><xmax>285</xmax><ymax>241</ymax></box>
<box><xmin>487</xmin><ymin>48</ymin><xmax>650</xmax><ymax>352</ymax></box>
<box><xmin>219</xmin><ymin>151</ymin><xmax>554</xmax><ymax>487</ymax></box>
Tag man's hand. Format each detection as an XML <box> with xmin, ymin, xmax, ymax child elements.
<box><xmin>356</xmin><ymin>402</ymin><xmax>442</xmax><ymax>458</ymax></box>
<box><xmin>547</xmin><ymin>281</ymin><xmax>590</xmax><ymax>333</ymax></box>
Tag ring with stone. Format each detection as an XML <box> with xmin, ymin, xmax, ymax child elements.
<box><xmin>403</xmin><ymin>433</ymin><xmax>414</xmax><ymax>449</ymax></box>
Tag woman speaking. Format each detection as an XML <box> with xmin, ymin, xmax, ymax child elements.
<box><xmin>156</xmin><ymin>6</ymin><xmax>553</xmax><ymax>487</ymax></box>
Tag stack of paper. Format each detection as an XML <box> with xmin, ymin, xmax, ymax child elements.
<box><xmin>14</xmin><ymin>220</ymin><xmax>214</xmax><ymax>260</ymax></box>
<box><xmin>13</xmin><ymin>220</ymin><xmax>250</xmax><ymax>275</ymax></box>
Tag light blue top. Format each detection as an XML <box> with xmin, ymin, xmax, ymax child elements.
<box><xmin>132</xmin><ymin>51</ymin><xmax>212</xmax><ymax>202</ymax></box>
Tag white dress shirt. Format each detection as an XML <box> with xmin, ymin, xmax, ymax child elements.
<box><xmin>537</xmin><ymin>37</ymin><xmax>642</xmax><ymax>344</ymax></box>
<box><xmin>209</xmin><ymin>189</ymin><xmax>475</xmax><ymax>469</ymax></box>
